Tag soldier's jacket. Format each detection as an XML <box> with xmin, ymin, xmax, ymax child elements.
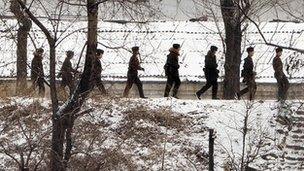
<box><xmin>31</xmin><ymin>55</ymin><xmax>44</xmax><ymax>81</ymax></box>
<box><xmin>204</xmin><ymin>51</ymin><xmax>219</xmax><ymax>80</ymax></box>
<box><xmin>164</xmin><ymin>48</ymin><xmax>180</xmax><ymax>76</ymax></box>
<box><xmin>90</xmin><ymin>58</ymin><xmax>102</xmax><ymax>83</ymax></box>
<box><xmin>241</xmin><ymin>56</ymin><xmax>254</xmax><ymax>80</ymax></box>
<box><xmin>273</xmin><ymin>56</ymin><xmax>284</xmax><ymax>77</ymax></box>
<box><xmin>128</xmin><ymin>54</ymin><xmax>143</xmax><ymax>74</ymax></box>
<box><xmin>60</xmin><ymin>58</ymin><xmax>76</xmax><ymax>82</ymax></box>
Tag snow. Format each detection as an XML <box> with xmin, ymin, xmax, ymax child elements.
<box><xmin>0</xmin><ymin>97</ymin><xmax>303</xmax><ymax>170</ymax></box>
<box><xmin>0</xmin><ymin>20</ymin><xmax>304</xmax><ymax>83</ymax></box>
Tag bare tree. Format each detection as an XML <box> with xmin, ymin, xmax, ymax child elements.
<box><xmin>13</xmin><ymin>0</ymin><xmax>160</xmax><ymax>170</ymax></box>
<box><xmin>10</xmin><ymin>0</ymin><xmax>32</xmax><ymax>94</ymax></box>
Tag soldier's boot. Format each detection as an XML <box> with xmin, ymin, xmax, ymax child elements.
<box><xmin>137</xmin><ymin>82</ymin><xmax>147</xmax><ymax>98</ymax></box>
<box><xmin>172</xmin><ymin>87</ymin><xmax>179</xmax><ymax>99</ymax></box>
<box><xmin>172</xmin><ymin>81</ymin><xmax>181</xmax><ymax>98</ymax></box>
<box><xmin>195</xmin><ymin>91</ymin><xmax>202</xmax><ymax>100</ymax></box>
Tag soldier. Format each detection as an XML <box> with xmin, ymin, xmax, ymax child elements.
<box><xmin>90</xmin><ymin>49</ymin><xmax>107</xmax><ymax>95</ymax></box>
<box><xmin>58</xmin><ymin>50</ymin><xmax>78</xmax><ymax>95</ymax></box>
<box><xmin>164</xmin><ymin>44</ymin><xmax>181</xmax><ymax>98</ymax></box>
<box><xmin>238</xmin><ymin>47</ymin><xmax>257</xmax><ymax>100</ymax></box>
<box><xmin>273</xmin><ymin>47</ymin><xmax>289</xmax><ymax>102</ymax></box>
<box><xmin>196</xmin><ymin>46</ymin><xmax>219</xmax><ymax>100</ymax></box>
<box><xmin>123</xmin><ymin>46</ymin><xmax>147</xmax><ymax>98</ymax></box>
<box><xmin>31</xmin><ymin>48</ymin><xmax>45</xmax><ymax>97</ymax></box>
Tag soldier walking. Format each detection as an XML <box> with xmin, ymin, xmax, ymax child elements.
<box><xmin>31</xmin><ymin>48</ymin><xmax>45</xmax><ymax>97</ymax></box>
<box><xmin>273</xmin><ymin>47</ymin><xmax>289</xmax><ymax>102</ymax></box>
<box><xmin>164</xmin><ymin>44</ymin><xmax>181</xmax><ymax>98</ymax></box>
<box><xmin>123</xmin><ymin>46</ymin><xmax>147</xmax><ymax>98</ymax></box>
<box><xmin>90</xmin><ymin>49</ymin><xmax>107</xmax><ymax>95</ymax></box>
<box><xmin>58</xmin><ymin>50</ymin><xmax>78</xmax><ymax>95</ymax></box>
<box><xmin>196</xmin><ymin>46</ymin><xmax>219</xmax><ymax>100</ymax></box>
<box><xmin>238</xmin><ymin>47</ymin><xmax>257</xmax><ymax>100</ymax></box>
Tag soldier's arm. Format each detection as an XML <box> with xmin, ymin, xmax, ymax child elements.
<box><xmin>138</xmin><ymin>62</ymin><xmax>144</xmax><ymax>70</ymax></box>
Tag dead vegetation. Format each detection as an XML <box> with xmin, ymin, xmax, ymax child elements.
<box><xmin>0</xmin><ymin>100</ymin><xmax>51</xmax><ymax>170</ymax></box>
<box><xmin>69</xmin><ymin>148</ymin><xmax>136</xmax><ymax>170</ymax></box>
<box><xmin>116</xmin><ymin>105</ymin><xmax>188</xmax><ymax>145</ymax></box>
<box><xmin>0</xmin><ymin>97</ymin><xmax>208</xmax><ymax>170</ymax></box>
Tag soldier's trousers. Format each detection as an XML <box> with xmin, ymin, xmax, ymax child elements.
<box><xmin>123</xmin><ymin>72</ymin><xmax>145</xmax><ymax>98</ymax></box>
<box><xmin>239</xmin><ymin>78</ymin><xmax>257</xmax><ymax>100</ymax></box>
<box><xmin>61</xmin><ymin>79</ymin><xmax>76</xmax><ymax>96</ymax></box>
<box><xmin>196</xmin><ymin>79</ymin><xmax>218</xmax><ymax>99</ymax></box>
<box><xmin>97</xmin><ymin>82</ymin><xmax>107</xmax><ymax>95</ymax></box>
<box><xmin>164</xmin><ymin>74</ymin><xmax>181</xmax><ymax>97</ymax></box>
<box><xmin>32</xmin><ymin>77</ymin><xmax>45</xmax><ymax>97</ymax></box>
<box><xmin>275</xmin><ymin>74</ymin><xmax>289</xmax><ymax>101</ymax></box>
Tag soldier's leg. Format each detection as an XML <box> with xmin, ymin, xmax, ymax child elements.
<box><xmin>197</xmin><ymin>79</ymin><xmax>212</xmax><ymax>96</ymax></box>
<box><xmin>134</xmin><ymin>76</ymin><xmax>145</xmax><ymax>98</ymax></box>
<box><xmin>164</xmin><ymin>75</ymin><xmax>174</xmax><ymax>97</ymax></box>
<box><xmin>68</xmin><ymin>80</ymin><xmax>76</xmax><ymax>96</ymax></box>
<box><xmin>97</xmin><ymin>80</ymin><xmax>107</xmax><ymax>95</ymax></box>
<box><xmin>282</xmin><ymin>76</ymin><xmax>289</xmax><ymax>101</ymax></box>
<box><xmin>249</xmin><ymin>80</ymin><xmax>257</xmax><ymax>101</ymax></box>
<box><xmin>123</xmin><ymin>77</ymin><xmax>134</xmax><ymax>97</ymax></box>
<box><xmin>31</xmin><ymin>79</ymin><xmax>37</xmax><ymax>92</ymax></box>
<box><xmin>38</xmin><ymin>78</ymin><xmax>45</xmax><ymax>97</ymax></box>
<box><xmin>58</xmin><ymin>80</ymin><xmax>68</xmax><ymax>99</ymax></box>
<box><xmin>211</xmin><ymin>79</ymin><xmax>218</xmax><ymax>99</ymax></box>
<box><xmin>239</xmin><ymin>87</ymin><xmax>249</xmax><ymax>98</ymax></box>
<box><xmin>277</xmin><ymin>78</ymin><xmax>284</xmax><ymax>101</ymax></box>
<box><xmin>172</xmin><ymin>75</ymin><xmax>181</xmax><ymax>98</ymax></box>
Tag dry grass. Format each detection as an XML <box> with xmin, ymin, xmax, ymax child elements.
<box><xmin>0</xmin><ymin>84</ymin><xmax>11</xmax><ymax>99</ymax></box>
<box><xmin>69</xmin><ymin>148</ymin><xmax>136</xmax><ymax>170</ymax></box>
<box><xmin>0</xmin><ymin>100</ymin><xmax>51</xmax><ymax>170</ymax></box>
<box><xmin>116</xmin><ymin>106</ymin><xmax>188</xmax><ymax>146</ymax></box>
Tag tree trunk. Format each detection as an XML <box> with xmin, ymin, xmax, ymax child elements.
<box><xmin>221</xmin><ymin>0</ymin><xmax>242</xmax><ymax>99</ymax></box>
<box><xmin>15</xmin><ymin>0</ymin><xmax>99</xmax><ymax>170</ymax></box>
<box><xmin>50</xmin><ymin>0</ymin><xmax>98</xmax><ymax>170</ymax></box>
<box><xmin>10</xmin><ymin>0</ymin><xmax>32</xmax><ymax>94</ymax></box>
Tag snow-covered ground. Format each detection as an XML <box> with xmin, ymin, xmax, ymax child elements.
<box><xmin>0</xmin><ymin>97</ymin><xmax>303</xmax><ymax>170</ymax></box>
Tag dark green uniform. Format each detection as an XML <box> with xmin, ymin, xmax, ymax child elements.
<box><xmin>164</xmin><ymin>48</ymin><xmax>181</xmax><ymax>98</ymax></box>
<box><xmin>31</xmin><ymin>54</ymin><xmax>45</xmax><ymax>96</ymax></box>
<box><xmin>273</xmin><ymin>56</ymin><xmax>289</xmax><ymax>101</ymax></box>
<box><xmin>239</xmin><ymin>56</ymin><xmax>257</xmax><ymax>100</ymax></box>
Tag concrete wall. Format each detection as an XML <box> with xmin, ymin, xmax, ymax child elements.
<box><xmin>1</xmin><ymin>80</ymin><xmax>303</xmax><ymax>100</ymax></box>
<box><xmin>106</xmin><ymin>81</ymin><xmax>304</xmax><ymax>100</ymax></box>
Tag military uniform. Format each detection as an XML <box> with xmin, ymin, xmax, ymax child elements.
<box><xmin>196</xmin><ymin>50</ymin><xmax>219</xmax><ymax>99</ymax></box>
<box><xmin>31</xmin><ymin>54</ymin><xmax>45</xmax><ymax>96</ymax></box>
<box><xmin>90</xmin><ymin>58</ymin><xmax>107</xmax><ymax>95</ymax></box>
<box><xmin>123</xmin><ymin>50</ymin><xmax>145</xmax><ymax>98</ymax></box>
<box><xmin>239</xmin><ymin>56</ymin><xmax>257</xmax><ymax>100</ymax></box>
<box><xmin>273</xmin><ymin>56</ymin><xmax>289</xmax><ymax>101</ymax></box>
<box><xmin>59</xmin><ymin>57</ymin><xmax>78</xmax><ymax>95</ymax></box>
<box><xmin>164</xmin><ymin>47</ymin><xmax>181</xmax><ymax>98</ymax></box>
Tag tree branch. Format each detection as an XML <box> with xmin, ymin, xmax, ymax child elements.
<box><xmin>236</xmin><ymin>1</ymin><xmax>304</xmax><ymax>53</ymax></box>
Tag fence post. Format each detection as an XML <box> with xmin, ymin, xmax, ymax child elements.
<box><xmin>209</xmin><ymin>129</ymin><xmax>215</xmax><ymax>171</ymax></box>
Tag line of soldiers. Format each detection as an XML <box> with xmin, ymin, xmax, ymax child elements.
<box><xmin>30</xmin><ymin>45</ymin><xmax>290</xmax><ymax>101</ymax></box>
<box><xmin>195</xmin><ymin>46</ymin><xmax>289</xmax><ymax>101</ymax></box>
